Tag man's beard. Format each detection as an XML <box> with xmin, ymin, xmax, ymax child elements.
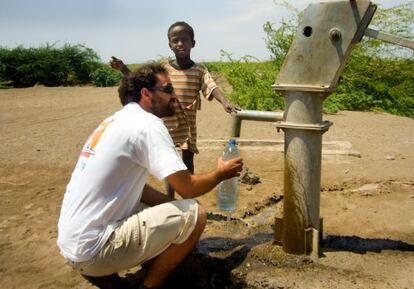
<box><xmin>152</xmin><ymin>98</ymin><xmax>175</xmax><ymax>118</ymax></box>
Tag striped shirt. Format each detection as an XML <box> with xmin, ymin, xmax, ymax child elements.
<box><xmin>162</xmin><ymin>61</ymin><xmax>218</xmax><ymax>153</ymax></box>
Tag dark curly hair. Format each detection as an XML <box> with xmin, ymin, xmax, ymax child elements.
<box><xmin>118</xmin><ymin>63</ymin><xmax>167</xmax><ymax>106</ymax></box>
<box><xmin>167</xmin><ymin>21</ymin><xmax>194</xmax><ymax>41</ymax></box>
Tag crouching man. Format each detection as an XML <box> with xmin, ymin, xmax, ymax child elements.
<box><xmin>57</xmin><ymin>63</ymin><xmax>243</xmax><ymax>289</ymax></box>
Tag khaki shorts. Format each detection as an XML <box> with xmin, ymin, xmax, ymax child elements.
<box><xmin>69</xmin><ymin>199</ymin><xmax>199</xmax><ymax>276</ymax></box>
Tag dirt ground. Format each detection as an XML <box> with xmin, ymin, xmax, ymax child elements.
<box><xmin>0</xmin><ymin>86</ymin><xmax>413</xmax><ymax>289</ymax></box>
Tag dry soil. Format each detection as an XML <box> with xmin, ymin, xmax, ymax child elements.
<box><xmin>0</xmin><ymin>86</ymin><xmax>413</xmax><ymax>289</ymax></box>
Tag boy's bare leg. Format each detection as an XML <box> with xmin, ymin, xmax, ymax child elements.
<box><xmin>166</xmin><ymin>181</ymin><xmax>175</xmax><ymax>198</ymax></box>
<box><xmin>182</xmin><ymin>149</ymin><xmax>194</xmax><ymax>174</ymax></box>
<box><xmin>142</xmin><ymin>205</ymin><xmax>207</xmax><ymax>288</ymax></box>
<box><xmin>166</xmin><ymin>150</ymin><xmax>194</xmax><ymax>198</ymax></box>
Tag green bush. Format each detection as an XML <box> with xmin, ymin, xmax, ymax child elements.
<box><xmin>0</xmin><ymin>48</ymin><xmax>6</xmax><ymax>81</ymax></box>
<box><xmin>0</xmin><ymin>44</ymin><xmax>101</xmax><ymax>87</ymax></box>
<box><xmin>209</xmin><ymin>3</ymin><xmax>413</xmax><ymax>117</ymax></box>
<box><xmin>91</xmin><ymin>65</ymin><xmax>123</xmax><ymax>87</ymax></box>
<box><xmin>33</xmin><ymin>46</ymin><xmax>71</xmax><ymax>86</ymax></box>
<box><xmin>206</xmin><ymin>55</ymin><xmax>284</xmax><ymax>111</ymax></box>
<box><xmin>328</xmin><ymin>48</ymin><xmax>414</xmax><ymax>117</ymax></box>
<box><xmin>1</xmin><ymin>46</ymin><xmax>40</xmax><ymax>87</ymax></box>
<box><xmin>61</xmin><ymin>44</ymin><xmax>101</xmax><ymax>84</ymax></box>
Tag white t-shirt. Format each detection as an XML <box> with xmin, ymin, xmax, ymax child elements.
<box><xmin>57</xmin><ymin>102</ymin><xmax>187</xmax><ymax>262</ymax></box>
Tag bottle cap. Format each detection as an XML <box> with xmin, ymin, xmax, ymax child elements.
<box><xmin>229</xmin><ymin>139</ymin><xmax>237</xmax><ymax>146</ymax></box>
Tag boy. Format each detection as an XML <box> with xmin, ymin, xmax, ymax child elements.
<box><xmin>111</xmin><ymin>21</ymin><xmax>240</xmax><ymax>196</ymax></box>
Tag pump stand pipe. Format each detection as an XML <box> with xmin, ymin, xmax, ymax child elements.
<box><xmin>231</xmin><ymin>110</ymin><xmax>284</xmax><ymax>137</ymax></box>
<box><xmin>272</xmin><ymin>0</ymin><xmax>379</xmax><ymax>256</ymax></box>
<box><xmin>276</xmin><ymin>91</ymin><xmax>332</xmax><ymax>255</ymax></box>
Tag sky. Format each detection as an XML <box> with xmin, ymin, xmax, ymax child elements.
<box><xmin>0</xmin><ymin>0</ymin><xmax>411</xmax><ymax>63</ymax></box>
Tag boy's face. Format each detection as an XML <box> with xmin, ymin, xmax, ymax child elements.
<box><xmin>168</xmin><ymin>26</ymin><xmax>195</xmax><ymax>60</ymax></box>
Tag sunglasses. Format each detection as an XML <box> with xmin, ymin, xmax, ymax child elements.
<box><xmin>149</xmin><ymin>83</ymin><xmax>174</xmax><ymax>94</ymax></box>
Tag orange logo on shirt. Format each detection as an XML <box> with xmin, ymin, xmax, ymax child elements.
<box><xmin>80</xmin><ymin>119</ymin><xmax>114</xmax><ymax>158</ymax></box>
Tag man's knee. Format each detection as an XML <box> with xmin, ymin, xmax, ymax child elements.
<box><xmin>195</xmin><ymin>204</ymin><xmax>207</xmax><ymax>232</ymax></box>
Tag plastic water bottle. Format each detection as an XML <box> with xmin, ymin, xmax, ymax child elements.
<box><xmin>217</xmin><ymin>139</ymin><xmax>240</xmax><ymax>211</ymax></box>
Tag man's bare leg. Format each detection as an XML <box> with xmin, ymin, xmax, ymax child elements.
<box><xmin>142</xmin><ymin>205</ymin><xmax>207</xmax><ymax>288</ymax></box>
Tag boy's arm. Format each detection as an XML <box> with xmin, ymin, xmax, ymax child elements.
<box><xmin>212</xmin><ymin>88</ymin><xmax>241</xmax><ymax>114</ymax></box>
<box><xmin>110</xmin><ymin>56</ymin><xmax>131</xmax><ymax>77</ymax></box>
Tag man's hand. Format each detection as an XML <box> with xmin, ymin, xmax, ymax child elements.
<box><xmin>216</xmin><ymin>156</ymin><xmax>243</xmax><ymax>181</ymax></box>
<box><xmin>166</xmin><ymin>156</ymin><xmax>243</xmax><ymax>199</ymax></box>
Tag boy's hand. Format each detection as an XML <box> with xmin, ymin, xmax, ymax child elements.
<box><xmin>110</xmin><ymin>56</ymin><xmax>126</xmax><ymax>71</ymax></box>
<box><xmin>109</xmin><ymin>56</ymin><xmax>131</xmax><ymax>76</ymax></box>
<box><xmin>217</xmin><ymin>156</ymin><xmax>243</xmax><ymax>181</ymax></box>
<box><xmin>212</xmin><ymin>88</ymin><xmax>241</xmax><ymax>115</ymax></box>
<box><xmin>222</xmin><ymin>100</ymin><xmax>241</xmax><ymax>115</ymax></box>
